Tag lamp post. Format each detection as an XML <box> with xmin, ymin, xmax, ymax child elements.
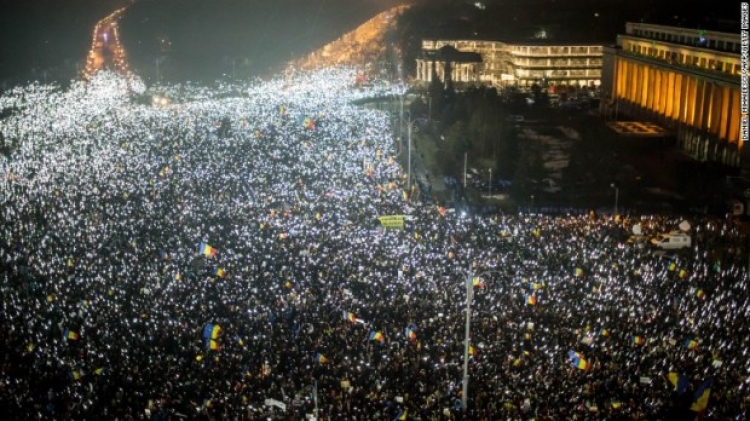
<box><xmin>488</xmin><ymin>168</ymin><xmax>492</xmax><ymax>198</ymax></box>
<box><xmin>399</xmin><ymin>88</ymin><xmax>405</xmax><ymax>143</ymax></box>
<box><xmin>461</xmin><ymin>266</ymin><xmax>472</xmax><ymax>411</ymax></box>
<box><xmin>611</xmin><ymin>183</ymin><xmax>619</xmax><ymax>216</ymax></box>
<box><xmin>461</xmin><ymin>268</ymin><xmax>504</xmax><ymax>411</ymax></box>
<box><xmin>405</xmin><ymin>114</ymin><xmax>418</xmax><ymax>192</ymax></box>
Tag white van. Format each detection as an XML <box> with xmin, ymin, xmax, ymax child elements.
<box><xmin>650</xmin><ymin>231</ymin><xmax>691</xmax><ymax>249</ymax></box>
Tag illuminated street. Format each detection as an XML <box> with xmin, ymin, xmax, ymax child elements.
<box><xmin>83</xmin><ymin>7</ymin><xmax>131</xmax><ymax>79</ymax></box>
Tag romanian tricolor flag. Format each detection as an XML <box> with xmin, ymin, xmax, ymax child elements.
<box><xmin>667</xmin><ymin>372</ymin><xmax>689</xmax><ymax>394</ymax></box>
<box><xmin>599</xmin><ymin>328</ymin><xmax>610</xmax><ymax>337</ymax></box>
<box><xmin>303</xmin><ymin>117</ymin><xmax>315</xmax><ymax>130</ymax></box>
<box><xmin>369</xmin><ymin>331</ymin><xmax>384</xmax><ymax>342</ymax></box>
<box><xmin>469</xmin><ymin>345</ymin><xmax>476</xmax><ymax>356</ymax></box>
<box><xmin>316</xmin><ymin>353</ymin><xmax>329</xmax><ymax>364</ymax></box>
<box><xmin>684</xmin><ymin>338</ymin><xmax>699</xmax><ymax>350</ymax></box>
<box><xmin>568</xmin><ymin>350</ymin><xmax>589</xmax><ymax>370</ymax></box>
<box><xmin>526</xmin><ymin>295</ymin><xmax>537</xmax><ymax>305</ymax></box>
<box><xmin>343</xmin><ymin>311</ymin><xmax>356</xmax><ymax>323</ymax></box>
<box><xmin>198</xmin><ymin>242</ymin><xmax>217</xmax><ymax>258</ymax></box>
<box><xmin>472</xmin><ymin>277</ymin><xmax>485</xmax><ymax>289</ymax></box>
<box><xmin>395</xmin><ymin>409</ymin><xmax>407</xmax><ymax>420</ymax></box>
<box><xmin>215</xmin><ymin>267</ymin><xmax>227</xmax><ymax>278</ymax></box>
<box><xmin>405</xmin><ymin>327</ymin><xmax>417</xmax><ymax>341</ymax></box>
<box><xmin>631</xmin><ymin>335</ymin><xmax>644</xmax><ymax>345</ymax></box>
<box><xmin>690</xmin><ymin>378</ymin><xmax>713</xmax><ymax>413</ymax></box>
<box><xmin>575</xmin><ymin>358</ymin><xmax>590</xmax><ymax>370</ymax></box>
<box><xmin>696</xmin><ymin>289</ymin><xmax>705</xmax><ymax>299</ymax></box>
<box><xmin>209</xmin><ymin>339</ymin><xmax>220</xmax><ymax>351</ymax></box>
<box><xmin>202</xmin><ymin>323</ymin><xmax>221</xmax><ymax>340</ymax></box>
<box><xmin>530</xmin><ymin>282</ymin><xmax>542</xmax><ymax>291</ymax></box>
<box><xmin>64</xmin><ymin>329</ymin><xmax>79</xmax><ymax>340</ymax></box>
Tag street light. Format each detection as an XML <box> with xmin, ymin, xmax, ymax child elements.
<box><xmin>404</xmin><ymin>113</ymin><xmax>419</xmax><ymax>193</ymax></box>
<box><xmin>611</xmin><ymin>183</ymin><xmax>619</xmax><ymax>216</ymax></box>
<box><xmin>461</xmin><ymin>266</ymin><xmax>472</xmax><ymax>412</ymax></box>
<box><xmin>488</xmin><ymin>168</ymin><xmax>492</xmax><ymax>199</ymax></box>
<box><xmin>461</xmin><ymin>267</ymin><xmax>504</xmax><ymax>411</ymax></box>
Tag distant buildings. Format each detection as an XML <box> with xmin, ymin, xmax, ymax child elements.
<box><xmin>414</xmin><ymin>39</ymin><xmax>603</xmax><ymax>88</ymax></box>
<box><xmin>600</xmin><ymin>22</ymin><xmax>742</xmax><ymax>167</ymax></box>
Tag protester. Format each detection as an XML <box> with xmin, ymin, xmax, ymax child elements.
<box><xmin>0</xmin><ymin>68</ymin><xmax>748</xmax><ymax>420</ymax></box>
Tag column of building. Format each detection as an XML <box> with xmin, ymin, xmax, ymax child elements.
<box><xmin>614</xmin><ymin>57</ymin><xmax>741</xmax><ymax>165</ymax></box>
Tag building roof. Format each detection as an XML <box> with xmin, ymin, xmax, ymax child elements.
<box><xmin>421</xmin><ymin>45</ymin><xmax>483</xmax><ymax>63</ymax></box>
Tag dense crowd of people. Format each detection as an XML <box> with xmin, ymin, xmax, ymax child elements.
<box><xmin>0</xmin><ymin>69</ymin><xmax>748</xmax><ymax>420</ymax></box>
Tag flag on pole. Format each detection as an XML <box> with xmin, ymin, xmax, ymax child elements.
<box><xmin>684</xmin><ymin>338</ymin><xmax>699</xmax><ymax>350</ymax></box>
<box><xmin>198</xmin><ymin>242</ymin><xmax>217</xmax><ymax>258</ymax></box>
<box><xmin>343</xmin><ymin>311</ymin><xmax>356</xmax><ymax>323</ymax></box>
<box><xmin>202</xmin><ymin>323</ymin><xmax>221</xmax><ymax>340</ymax></box>
<box><xmin>369</xmin><ymin>331</ymin><xmax>384</xmax><ymax>342</ymax></box>
<box><xmin>64</xmin><ymin>329</ymin><xmax>79</xmax><ymax>340</ymax></box>
<box><xmin>405</xmin><ymin>327</ymin><xmax>417</xmax><ymax>341</ymax></box>
<box><xmin>690</xmin><ymin>378</ymin><xmax>713</xmax><ymax>413</ymax></box>
<box><xmin>667</xmin><ymin>372</ymin><xmax>689</xmax><ymax>394</ymax></box>
<box><xmin>568</xmin><ymin>350</ymin><xmax>590</xmax><ymax>370</ymax></box>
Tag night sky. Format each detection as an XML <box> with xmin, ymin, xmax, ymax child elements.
<box><xmin>0</xmin><ymin>0</ymin><xmax>740</xmax><ymax>85</ymax></box>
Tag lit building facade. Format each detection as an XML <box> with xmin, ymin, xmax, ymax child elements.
<box><xmin>600</xmin><ymin>22</ymin><xmax>742</xmax><ymax>167</ymax></box>
<box><xmin>415</xmin><ymin>39</ymin><xmax>603</xmax><ymax>88</ymax></box>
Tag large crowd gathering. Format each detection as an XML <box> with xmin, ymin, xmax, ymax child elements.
<box><xmin>0</xmin><ymin>68</ymin><xmax>749</xmax><ymax>420</ymax></box>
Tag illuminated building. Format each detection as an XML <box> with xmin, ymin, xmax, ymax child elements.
<box><xmin>600</xmin><ymin>22</ymin><xmax>741</xmax><ymax>167</ymax></box>
<box><xmin>415</xmin><ymin>39</ymin><xmax>603</xmax><ymax>88</ymax></box>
